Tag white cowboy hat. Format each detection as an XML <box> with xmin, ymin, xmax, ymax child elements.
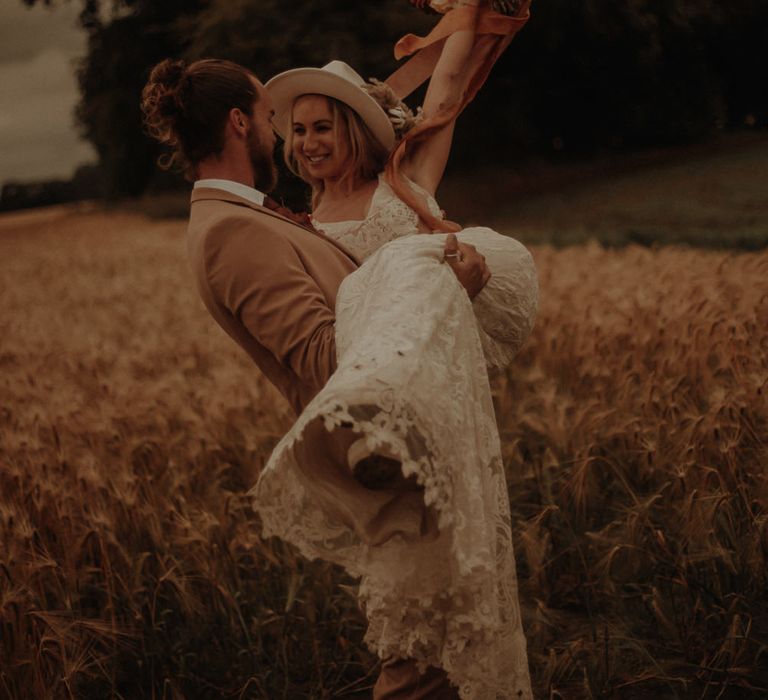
<box><xmin>265</xmin><ymin>60</ymin><xmax>396</xmax><ymax>151</ymax></box>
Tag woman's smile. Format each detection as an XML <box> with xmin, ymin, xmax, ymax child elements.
<box><xmin>292</xmin><ymin>94</ymin><xmax>350</xmax><ymax>180</ymax></box>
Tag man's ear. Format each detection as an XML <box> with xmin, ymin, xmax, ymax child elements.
<box><xmin>228</xmin><ymin>108</ymin><xmax>248</xmax><ymax>137</ymax></box>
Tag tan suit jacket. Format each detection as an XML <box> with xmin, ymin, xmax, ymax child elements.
<box><xmin>187</xmin><ymin>187</ymin><xmax>358</xmax><ymax>415</ymax></box>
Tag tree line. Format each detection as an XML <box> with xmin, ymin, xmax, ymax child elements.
<box><xmin>23</xmin><ymin>0</ymin><xmax>768</xmax><ymax>198</ymax></box>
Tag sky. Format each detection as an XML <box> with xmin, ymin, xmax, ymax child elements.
<box><xmin>0</xmin><ymin>1</ymin><xmax>96</xmax><ymax>186</ymax></box>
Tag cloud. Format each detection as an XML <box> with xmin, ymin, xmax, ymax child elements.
<box><xmin>0</xmin><ymin>2</ymin><xmax>83</xmax><ymax>63</ymax></box>
<box><xmin>0</xmin><ymin>47</ymin><xmax>96</xmax><ymax>184</ymax></box>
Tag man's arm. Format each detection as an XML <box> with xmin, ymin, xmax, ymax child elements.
<box><xmin>205</xmin><ymin>217</ymin><xmax>338</xmax><ymax>392</ymax></box>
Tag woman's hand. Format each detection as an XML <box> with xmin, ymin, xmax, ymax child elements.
<box><xmin>410</xmin><ymin>0</ymin><xmax>489</xmax><ymax>12</ymax></box>
<box><xmin>443</xmin><ymin>233</ymin><xmax>491</xmax><ymax>299</ymax></box>
<box><xmin>408</xmin><ymin>0</ymin><xmax>439</xmax><ymax>13</ymax></box>
<box><xmin>491</xmin><ymin>0</ymin><xmax>521</xmax><ymax>15</ymax></box>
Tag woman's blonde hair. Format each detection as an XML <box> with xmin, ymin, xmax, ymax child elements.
<box><xmin>283</xmin><ymin>95</ymin><xmax>389</xmax><ymax>208</ymax></box>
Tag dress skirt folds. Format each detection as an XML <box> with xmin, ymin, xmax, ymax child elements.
<box><xmin>249</xmin><ymin>230</ymin><xmax>538</xmax><ymax>699</ymax></box>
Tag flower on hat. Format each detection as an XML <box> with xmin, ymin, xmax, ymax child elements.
<box><xmin>363</xmin><ymin>78</ymin><xmax>424</xmax><ymax>140</ymax></box>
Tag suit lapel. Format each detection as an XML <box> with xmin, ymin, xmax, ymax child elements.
<box><xmin>191</xmin><ymin>187</ymin><xmax>360</xmax><ymax>266</ymax></box>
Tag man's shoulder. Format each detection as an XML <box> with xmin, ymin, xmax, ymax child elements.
<box><xmin>187</xmin><ymin>192</ymin><xmax>357</xmax><ymax>278</ymax></box>
<box><xmin>190</xmin><ymin>195</ymin><xmax>289</xmax><ymax>228</ymax></box>
<box><xmin>189</xmin><ymin>197</ymin><xmax>300</xmax><ymax>250</ymax></box>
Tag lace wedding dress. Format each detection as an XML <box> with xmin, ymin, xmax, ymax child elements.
<box><xmin>323</xmin><ymin>175</ymin><xmax>539</xmax><ymax>373</ymax></box>
<box><xmin>249</xmin><ymin>174</ymin><xmax>538</xmax><ymax>699</ymax></box>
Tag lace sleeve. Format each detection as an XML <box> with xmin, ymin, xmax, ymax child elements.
<box><xmin>458</xmin><ymin>227</ymin><xmax>539</xmax><ymax>370</ymax></box>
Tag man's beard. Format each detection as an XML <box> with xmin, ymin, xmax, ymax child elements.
<box><xmin>248</xmin><ymin>128</ymin><xmax>278</xmax><ymax>193</ymax></box>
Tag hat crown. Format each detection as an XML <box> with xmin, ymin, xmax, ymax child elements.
<box><xmin>320</xmin><ymin>60</ymin><xmax>365</xmax><ymax>88</ymax></box>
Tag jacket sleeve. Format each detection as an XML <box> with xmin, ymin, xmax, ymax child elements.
<box><xmin>204</xmin><ymin>216</ymin><xmax>338</xmax><ymax>393</ymax></box>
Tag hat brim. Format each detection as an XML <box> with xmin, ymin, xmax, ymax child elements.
<box><xmin>266</xmin><ymin>67</ymin><xmax>396</xmax><ymax>152</ymax></box>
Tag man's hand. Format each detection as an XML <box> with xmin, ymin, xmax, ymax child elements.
<box><xmin>443</xmin><ymin>233</ymin><xmax>491</xmax><ymax>299</ymax></box>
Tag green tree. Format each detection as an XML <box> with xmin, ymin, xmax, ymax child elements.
<box><xmin>178</xmin><ymin>0</ymin><xmax>433</xmax><ymax>81</ymax></box>
<box><xmin>21</xmin><ymin>0</ymin><xmax>768</xmax><ymax>195</ymax></box>
<box><xmin>25</xmin><ymin>0</ymin><xmax>205</xmax><ymax>196</ymax></box>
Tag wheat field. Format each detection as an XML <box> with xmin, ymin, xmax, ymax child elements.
<box><xmin>0</xmin><ymin>204</ymin><xmax>766</xmax><ymax>699</ymax></box>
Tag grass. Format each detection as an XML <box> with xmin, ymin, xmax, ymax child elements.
<box><xmin>126</xmin><ymin>133</ymin><xmax>768</xmax><ymax>251</ymax></box>
<box><xmin>1</xmin><ymin>141</ymin><xmax>767</xmax><ymax>698</ymax></box>
<box><xmin>440</xmin><ymin>133</ymin><xmax>768</xmax><ymax>249</ymax></box>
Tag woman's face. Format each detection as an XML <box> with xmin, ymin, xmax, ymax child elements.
<box><xmin>291</xmin><ymin>94</ymin><xmax>351</xmax><ymax>182</ymax></box>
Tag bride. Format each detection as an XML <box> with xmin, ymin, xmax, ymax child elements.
<box><xmin>250</xmin><ymin>1</ymin><xmax>536</xmax><ymax>697</ymax></box>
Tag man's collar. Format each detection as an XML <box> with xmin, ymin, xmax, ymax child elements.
<box><xmin>193</xmin><ymin>179</ymin><xmax>265</xmax><ymax>206</ymax></box>
<box><xmin>190</xmin><ymin>182</ymin><xmax>361</xmax><ymax>267</ymax></box>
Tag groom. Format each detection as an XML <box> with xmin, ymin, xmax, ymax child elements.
<box><xmin>141</xmin><ymin>59</ymin><xmax>489</xmax><ymax>416</ymax></box>
<box><xmin>142</xmin><ymin>57</ymin><xmax>485</xmax><ymax>698</ymax></box>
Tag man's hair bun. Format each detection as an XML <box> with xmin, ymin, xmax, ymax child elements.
<box><xmin>153</xmin><ymin>58</ymin><xmax>187</xmax><ymax>89</ymax></box>
<box><xmin>141</xmin><ymin>59</ymin><xmax>189</xmax><ymax>152</ymax></box>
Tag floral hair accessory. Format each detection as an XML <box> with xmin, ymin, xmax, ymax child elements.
<box><xmin>362</xmin><ymin>78</ymin><xmax>423</xmax><ymax>140</ymax></box>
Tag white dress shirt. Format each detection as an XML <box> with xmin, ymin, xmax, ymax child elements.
<box><xmin>193</xmin><ymin>179</ymin><xmax>266</xmax><ymax>207</ymax></box>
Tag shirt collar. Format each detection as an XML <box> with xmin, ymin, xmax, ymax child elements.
<box><xmin>193</xmin><ymin>179</ymin><xmax>266</xmax><ymax>206</ymax></box>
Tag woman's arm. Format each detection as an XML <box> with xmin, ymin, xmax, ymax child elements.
<box><xmin>402</xmin><ymin>1</ymin><xmax>483</xmax><ymax>195</ymax></box>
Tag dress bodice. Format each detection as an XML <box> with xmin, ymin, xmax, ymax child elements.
<box><xmin>314</xmin><ymin>173</ymin><xmax>539</xmax><ymax>374</ymax></box>
<box><xmin>312</xmin><ymin>174</ymin><xmax>443</xmax><ymax>261</ymax></box>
